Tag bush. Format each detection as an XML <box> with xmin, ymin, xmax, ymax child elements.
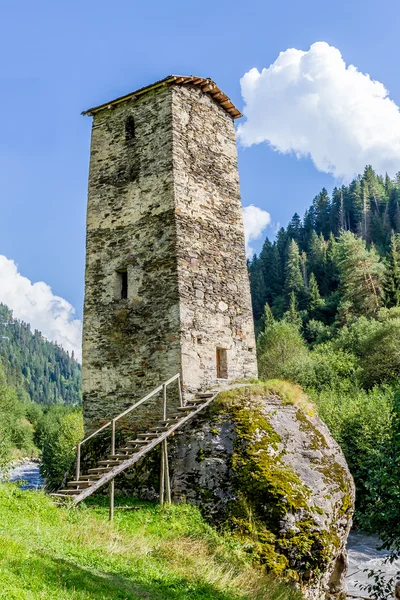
<box><xmin>37</xmin><ymin>405</ymin><xmax>84</xmax><ymax>490</ymax></box>
<box><xmin>311</xmin><ymin>385</ymin><xmax>394</xmax><ymax>523</ymax></box>
<box><xmin>257</xmin><ymin>321</ymin><xmax>311</xmax><ymax>381</ymax></box>
<box><xmin>308</xmin><ymin>344</ymin><xmax>359</xmax><ymax>391</ymax></box>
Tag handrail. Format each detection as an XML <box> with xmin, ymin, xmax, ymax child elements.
<box><xmin>75</xmin><ymin>373</ymin><xmax>182</xmax><ymax>481</ymax></box>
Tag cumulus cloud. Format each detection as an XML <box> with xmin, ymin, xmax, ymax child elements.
<box><xmin>243</xmin><ymin>205</ymin><xmax>271</xmax><ymax>258</ymax></box>
<box><xmin>238</xmin><ymin>42</ymin><xmax>400</xmax><ymax>181</ymax></box>
<box><xmin>0</xmin><ymin>256</ymin><xmax>82</xmax><ymax>360</ymax></box>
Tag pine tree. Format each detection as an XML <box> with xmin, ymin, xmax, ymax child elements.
<box><xmin>384</xmin><ymin>232</ymin><xmax>400</xmax><ymax>307</ymax></box>
<box><xmin>248</xmin><ymin>256</ymin><xmax>267</xmax><ymax>321</ymax></box>
<box><xmin>259</xmin><ymin>302</ymin><xmax>275</xmax><ymax>335</ymax></box>
<box><xmin>283</xmin><ymin>291</ymin><xmax>302</xmax><ymax>329</ymax></box>
<box><xmin>284</xmin><ymin>239</ymin><xmax>305</xmax><ymax>306</ymax></box>
<box><xmin>287</xmin><ymin>213</ymin><xmax>302</xmax><ymax>243</ymax></box>
<box><xmin>308</xmin><ymin>273</ymin><xmax>322</xmax><ymax>313</ymax></box>
<box><xmin>313</xmin><ymin>188</ymin><xmax>331</xmax><ymax>238</ymax></box>
<box><xmin>336</xmin><ymin>231</ymin><xmax>385</xmax><ymax>320</ymax></box>
<box><xmin>300</xmin><ymin>251</ymin><xmax>308</xmax><ymax>290</ymax></box>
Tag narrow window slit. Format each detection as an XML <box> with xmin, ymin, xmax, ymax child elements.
<box><xmin>125</xmin><ymin>116</ymin><xmax>135</xmax><ymax>142</ymax></box>
<box><xmin>216</xmin><ymin>348</ymin><xmax>228</xmax><ymax>379</ymax></box>
<box><xmin>116</xmin><ymin>269</ymin><xmax>128</xmax><ymax>299</ymax></box>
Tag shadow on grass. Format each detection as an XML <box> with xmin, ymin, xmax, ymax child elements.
<box><xmin>16</xmin><ymin>551</ymin><xmax>251</xmax><ymax>600</ymax></box>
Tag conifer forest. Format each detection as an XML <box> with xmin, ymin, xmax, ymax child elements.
<box><xmin>249</xmin><ymin>166</ymin><xmax>400</xmax><ymax>575</ymax></box>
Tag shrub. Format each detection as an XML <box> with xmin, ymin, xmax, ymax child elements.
<box><xmin>37</xmin><ymin>406</ymin><xmax>84</xmax><ymax>490</ymax></box>
<box><xmin>257</xmin><ymin>321</ymin><xmax>311</xmax><ymax>381</ymax></box>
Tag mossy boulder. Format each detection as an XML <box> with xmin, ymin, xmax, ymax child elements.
<box><xmin>166</xmin><ymin>382</ymin><xmax>355</xmax><ymax>600</ymax></box>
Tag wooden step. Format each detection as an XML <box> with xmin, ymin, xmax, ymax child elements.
<box><xmin>67</xmin><ymin>480</ymin><xmax>92</xmax><ymax>487</ymax></box>
<box><xmin>98</xmin><ymin>459</ymin><xmax>124</xmax><ymax>466</ymax></box>
<box><xmin>196</xmin><ymin>392</ymin><xmax>214</xmax><ymax>398</ymax></box>
<box><xmin>137</xmin><ymin>432</ymin><xmax>160</xmax><ymax>438</ymax></box>
<box><xmin>186</xmin><ymin>399</ymin><xmax>206</xmax><ymax>404</ymax></box>
<box><xmin>108</xmin><ymin>454</ymin><xmax>134</xmax><ymax>459</ymax></box>
<box><xmin>124</xmin><ymin>439</ymin><xmax>149</xmax><ymax>445</ymax></box>
<box><xmin>57</xmin><ymin>489</ymin><xmax>81</xmax><ymax>495</ymax></box>
<box><xmin>176</xmin><ymin>406</ymin><xmax>197</xmax><ymax>412</ymax></box>
<box><xmin>88</xmin><ymin>467</ymin><xmax>112</xmax><ymax>473</ymax></box>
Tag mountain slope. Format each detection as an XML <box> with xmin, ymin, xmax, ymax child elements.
<box><xmin>0</xmin><ymin>304</ymin><xmax>81</xmax><ymax>406</ymax></box>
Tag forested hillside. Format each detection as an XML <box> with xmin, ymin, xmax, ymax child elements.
<box><xmin>249</xmin><ymin>166</ymin><xmax>400</xmax><ymax>566</ymax></box>
<box><xmin>249</xmin><ymin>165</ymin><xmax>400</xmax><ymax>326</ymax></box>
<box><xmin>0</xmin><ymin>305</ymin><xmax>81</xmax><ymax>406</ymax></box>
<box><xmin>0</xmin><ymin>303</ymin><xmax>82</xmax><ymax>469</ymax></box>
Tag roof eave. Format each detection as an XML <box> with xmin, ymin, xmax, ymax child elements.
<box><xmin>82</xmin><ymin>75</ymin><xmax>242</xmax><ymax>119</ymax></box>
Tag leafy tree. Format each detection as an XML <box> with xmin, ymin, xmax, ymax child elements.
<box><xmin>257</xmin><ymin>320</ymin><xmax>310</xmax><ymax>381</ymax></box>
<box><xmin>37</xmin><ymin>405</ymin><xmax>84</xmax><ymax>490</ymax></box>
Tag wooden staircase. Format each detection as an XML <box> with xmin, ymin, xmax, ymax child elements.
<box><xmin>52</xmin><ymin>374</ymin><xmax>217</xmax><ymax>506</ymax></box>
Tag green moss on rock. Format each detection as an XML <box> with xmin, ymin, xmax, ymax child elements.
<box><xmin>206</xmin><ymin>384</ymin><xmax>354</xmax><ymax>591</ymax></box>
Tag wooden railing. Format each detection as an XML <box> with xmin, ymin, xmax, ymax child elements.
<box><xmin>74</xmin><ymin>373</ymin><xmax>183</xmax><ymax>482</ymax></box>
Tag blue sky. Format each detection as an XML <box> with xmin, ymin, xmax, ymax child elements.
<box><xmin>1</xmin><ymin>0</ymin><xmax>400</xmax><ymax>355</ymax></box>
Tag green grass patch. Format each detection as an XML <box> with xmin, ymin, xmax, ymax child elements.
<box><xmin>0</xmin><ymin>484</ymin><xmax>302</xmax><ymax>600</ymax></box>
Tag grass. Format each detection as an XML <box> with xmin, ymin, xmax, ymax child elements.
<box><xmin>0</xmin><ymin>484</ymin><xmax>303</xmax><ymax>600</ymax></box>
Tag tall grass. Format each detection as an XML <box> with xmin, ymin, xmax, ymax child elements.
<box><xmin>0</xmin><ymin>484</ymin><xmax>302</xmax><ymax>600</ymax></box>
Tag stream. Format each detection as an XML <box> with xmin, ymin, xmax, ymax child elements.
<box><xmin>9</xmin><ymin>460</ymin><xmax>44</xmax><ymax>490</ymax></box>
<box><xmin>347</xmin><ymin>531</ymin><xmax>400</xmax><ymax>598</ymax></box>
<box><xmin>5</xmin><ymin>463</ymin><xmax>400</xmax><ymax>597</ymax></box>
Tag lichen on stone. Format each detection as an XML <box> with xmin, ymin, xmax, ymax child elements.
<box><xmin>168</xmin><ymin>382</ymin><xmax>355</xmax><ymax>599</ymax></box>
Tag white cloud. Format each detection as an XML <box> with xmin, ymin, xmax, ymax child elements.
<box><xmin>238</xmin><ymin>42</ymin><xmax>400</xmax><ymax>181</ymax></box>
<box><xmin>0</xmin><ymin>256</ymin><xmax>82</xmax><ymax>360</ymax></box>
<box><xmin>243</xmin><ymin>205</ymin><xmax>271</xmax><ymax>258</ymax></box>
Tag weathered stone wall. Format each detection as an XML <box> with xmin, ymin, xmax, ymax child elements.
<box><xmin>172</xmin><ymin>86</ymin><xmax>258</xmax><ymax>393</ymax></box>
<box><xmin>82</xmin><ymin>80</ymin><xmax>258</xmax><ymax>432</ymax></box>
<box><xmin>82</xmin><ymin>86</ymin><xmax>182</xmax><ymax>432</ymax></box>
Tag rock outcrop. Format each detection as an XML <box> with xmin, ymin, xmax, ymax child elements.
<box><xmin>167</xmin><ymin>382</ymin><xmax>355</xmax><ymax>600</ymax></box>
<box><xmin>115</xmin><ymin>381</ymin><xmax>355</xmax><ymax>599</ymax></box>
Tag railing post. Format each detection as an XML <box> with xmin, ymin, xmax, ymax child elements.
<box><xmin>160</xmin><ymin>383</ymin><xmax>168</xmax><ymax>505</ymax></box>
<box><xmin>76</xmin><ymin>443</ymin><xmax>81</xmax><ymax>481</ymax></box>
<box><xmin>159</xmin><ymin>444</ymin><xmax>165</xmax><ymax>505</ymax></box>
<box><xmin>164</xmin><ymin>439</ymin><xmax>171</xmax><ymax>504</ymax></box>
<box><xmin>111</xmin><ymin>419</ymin><xmax>116</xmax><ymax>456</ymax></box>
<box><xmin>178</xmin><ymin>374</ymin><xmax>184</xmax><ymax>407</ymax></box>
<box><xmin>109</xmin><ymin>479</ymin><xmax>114</xmax><ymax>522</ymax></box>
<box><xmin>163</xmin><ymin>383</ymin><xmax>167</xmax><ymax>420</ymax></box>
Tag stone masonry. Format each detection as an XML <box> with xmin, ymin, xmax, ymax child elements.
<box><xmin>82</xmin><ymin>76</ymin><xmax>258</xmax><ymax>432</ymax></box>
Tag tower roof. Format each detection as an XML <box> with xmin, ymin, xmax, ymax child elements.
<box><xmin>82</xmin><ymin>75</ymin><xmax>242</xmax><ymax>119</ymax></box>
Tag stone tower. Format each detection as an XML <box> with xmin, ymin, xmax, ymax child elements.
<box><xmin>82</xmin><ymin>75</ymin><xmax>258</xmax><ymax>431</ymax></box>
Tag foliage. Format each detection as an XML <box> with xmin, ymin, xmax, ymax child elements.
<box><xmin>249</xmin><ymin>165</ymin><xmax>400</xmax><ymax>550</ymax></box>
<box><xmin>0</xmin><ymin>484</ymin><xmax>303</xmax><ymax>600</ymax></box>
<box><xmin>257</xmin><ymin>320</ymin><xmax>311</xmax><ymax>382</ymax></box>
<box><xmin>0</xmin><ymin>304</ymin><xmax>81</xmax><ymax>406</ymax></box>
<box><xmin>249</xmin><ymin>166</ymin><xmax>400</xmax><ymax>327</ymax></box>
<box><xmin>36</xmin><ymin>405</ymin><xmax>84</xmax><ymax>490</ymax></box>
<box><xmin>0</xmin><ymin>364</ymin><xmax>39</xmax><ymax>469</ymax></box>
<box><xmin>384</xmin><ymin>232</ymin><xmax>400</xmax><ymax>307</ymax></box>
<box><xmin>310</xmin><ymin>385</ymin><xmax>394</xmax><ymax>521</ymax></box>
<box><xmin>335</xmin><ymin>231</ymin><xmax>385</xmax><ymax>321</ymax></box>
